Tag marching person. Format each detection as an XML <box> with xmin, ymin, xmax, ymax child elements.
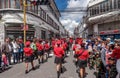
<box><xmin>36</xmin><ymin>40</ymin><xmax>44</xmax><ymax>64</ymax></box>
<box><xmin>76</xmin><ymin>43</ymin><xmax>89</xmax><ymax>78</ymax></box>
<box><xmin>24</xmin><ymin>41</ymin><xmax>35</xmax><ymax>74</ymax></box>
<box><xmin>44</xmin><ymin>41</ymin><xmax>50</xmax><ymax>61</ymax></box>
<box><xmin>54</xmin><ymin>40</ymin><xmax>64</xmax><ymax>78</ymax></box>
<box><xmin>31</xmin><ymin>38</ymin><xmax>38</xmax><ymax>59</ymax></box>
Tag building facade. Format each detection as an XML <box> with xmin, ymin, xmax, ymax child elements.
<box><xmin>86</xmin><ymin>0</ymin><xmax>120</xmax><ymax>40</ymax></box>
<box><xmin>0</xmin><ymin>0</ymin><xmax>63</xmax><ymax>43</ymax></box>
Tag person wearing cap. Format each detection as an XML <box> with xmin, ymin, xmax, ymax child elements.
<box><xmin>24</xmin><ymin>41</ymin><xmax>35</xmax><ymax>74</ymax></box>
<box><xmin>54</xmin><ymin>40</ymin><xmax>64</xmax><ymax>78</ymax></box>
<box><xmin>76</xmin><ymin>43</ymin><xmax>89</xmax><ymax>78</ymax></box>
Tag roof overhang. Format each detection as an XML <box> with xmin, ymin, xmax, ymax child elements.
<box><xmin>87</xmin><ymin>10</ymin><xmax>120</xmax><ymax>24</ymax></box>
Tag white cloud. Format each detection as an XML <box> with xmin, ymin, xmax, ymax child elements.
<box><xmin>60</xmin><ymin>0</ymin><xmax>90</xmax><ymax>35</ymax></box>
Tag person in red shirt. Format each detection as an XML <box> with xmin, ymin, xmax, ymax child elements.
<box><xmin>54</xmin><ymin>41</ymin><xmax>64</xmax><ymax>78</ymax></box>
<box><xmin>52</xmin><ymin>39</ymin><xmax>56</xmax><ymax>49</ymax></box>
<box><xmin>73</xmin><ymin>41</ymin><xmax>78</xmax><ymax>54</ymax></box>
<box><xmin>36</xmin><ymin>40</ymin><xmax>44</xmax><ymax>64</ymax></box>
<box><xmin>76</xmin><ymin>43</ymin><xmax>89</xmax><ymax>78</ymax></box>
<box><xmin>24</xmin><ymin>41</ymin><xmax>35</xmax><ymax>74</ymax></box>
<box><xmin>111</xmin><ymin>43</ymin><xmax>120</xmax><ymax>77</ymax></box>
<box><xmin>44</xmin><ymin>41</ymin><xmax>50</xmax><ymax>61</ymax></box>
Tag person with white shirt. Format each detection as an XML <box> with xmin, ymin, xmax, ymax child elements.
<box><xmin>12</xmin><ymin>39</ymin><xmax>20</xmax><ymax>64</ymax></box>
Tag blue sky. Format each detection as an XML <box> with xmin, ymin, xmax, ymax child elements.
<box><xmin>55</xmin><ymin>0</ymin><xmax>90</xmax><ymax>34</ymax></box>
<box><xmin>55</xmin><ymin>0</ymin><xmax>67</xmax><ymax>10</ymax></box>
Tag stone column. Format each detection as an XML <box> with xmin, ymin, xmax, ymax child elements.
<box><xmin>0</xmin><ymin>23</ymin><xmax>5</xmax><ymax>44</ymax></box>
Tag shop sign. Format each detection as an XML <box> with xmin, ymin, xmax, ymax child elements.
<box><xmin>22</xmin><ymin>25</ymin><xmax>29</xmax><ymax>30</ymax></box>
<box><xmin>100</xmin><ymin>29</ymin><xmax>120</xmax><ymax>35</ymax></box>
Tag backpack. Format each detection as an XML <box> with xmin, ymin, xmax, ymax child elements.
<box><xmin>31</xmin><ymin>43</ymin><xmax>37</xmax><ymax>51</ymax></box>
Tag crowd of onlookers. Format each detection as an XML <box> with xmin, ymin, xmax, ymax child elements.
<box><xmin>0</xmin><ymin>37</ymin><xmax>24</xmax><ymax>70</ymax></box>
<box><xmin>83</xmin><ymin>37</ymin><xmax>120</xmax><ymax>78</ymax></box>
<box><xmin>0</xmin><ymin>37</ymin><xmax>51</xmax><ymax>72</ymax></box>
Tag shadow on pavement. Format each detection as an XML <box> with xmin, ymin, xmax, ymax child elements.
<box><xmin>61</xmin><ymin>66</ymin><xmax>67</xmax><ymax>74</ymax></box>
<box><xmin>0</xmin><ymin>66</ymin><xmax>12</xmax><ymax>73</ymax></box>
<box><xmin>29</xmin><ymin>64</ymin><xmax>40</xmax><ymax>72</ymax></box>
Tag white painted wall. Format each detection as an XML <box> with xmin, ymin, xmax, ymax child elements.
<box><xmin>93</xmin><ymin>24</ymin><xmax>98</xmax><ymax>34</ymax></box>
<box><xmin>0</xmin><ymin>23</ymin><xmax>5</xmax><ymax>44</ymax></box>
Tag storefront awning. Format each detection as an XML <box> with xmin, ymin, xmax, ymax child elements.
<box><xmin>88</xmin><ymin>10</ymin><xmax>120</xmax><ymax>24</ymax></box>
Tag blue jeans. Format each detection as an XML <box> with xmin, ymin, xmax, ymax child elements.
<box><xmin>106</xmin><ymin>65</ymin><xmax>109</xmax><ymax>78</ymax></box>
<box><xmin>13</xmin><ymin>52</ymin><xmax>19</xmax><ymax>64</ymax></box>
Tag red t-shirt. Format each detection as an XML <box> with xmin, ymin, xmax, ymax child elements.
<box><xmin>36</xmin><ymin>42</ymin><xmax>43</xmax><ymax>51</ymax></box>
<box><xmin>76</xmin><ymin>49</ymin><xmax>89</xmax><ymax>60</ymax></box>
<box><xmin>73</xmin><ymin>44</ymin><xmax>77</xmax><ymax>51</ymax></box>
<box><xmin>111</xmin><ymin>48</ymin><xmax>120</xmax><ymax>59</ymax></box>
<box><xmin>54</xmin><ymin>47</ymin><xmax>64</xmax><ymax>58</ymax></box>
<box><xmin>44</xmin><ymin>43</ymin><xmax>50</xmax><ymax>50</ymax></box>
<box><xmin>52</xmin><ymin>40</ymin><xmax>56</xmax><ymax>48</ymax></box>
<box><xmin>24</xmin><ymin>47</ymin><xmax>33</xmax><ymax>56</ymax></box>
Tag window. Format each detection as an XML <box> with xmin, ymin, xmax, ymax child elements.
<box><xmin>10</xmin><ymin>0</ymin><xmax>15</xmax><ymax>8</ymax></box>
<box><xmin>118</xmin><ymin>0</ymin><xmax>120</xmax><ymax>9</ymax></box>
<box><xmin>40</xmin><ymin>8</ymin><xmax>43</xmax><ymax>19</ymax></box>
<box><xmin>96</xmin><ymin>6</ymin><xmax>99</xmax><ymax>15</ymax></box>
<box><xmin>0</xmin><ymin>0</ymin><xmax>6</xmax><ymax>8</ymax></box>
<box><xmin>103</xmin><ymin>3</ymin><xmax>106</xmax><ymax>12</ymax></box>
<box><xmin>114</xmin><ymin>0</ymin><xmax>117</xmax><ymax>9</ymax></box>
<box><xmin>90</xmin><ymin>8</ymin><xmax>92</xmax><ymax>16</ymax></box>
<box><xmin>47</xmin><ymin>15</ymin><xmax>53</xmax><ymax>25</ymax></box>
<box><xmin>109</xmin><ymin>0</ymin><xmax>112</xmax><ymax>10</ymax></box>
<box><xmin>0</xmin><ymin>0</ymin><xmax>2</xmax><ymax>9</ymax></box>
<box><xmin>43</xmin><ymin>10</ymin><xmax>46</xmax><ymax>20</ymax></box>
<box><xmin>100</xmin><ymin>4</ymin><xmax>103</xmax><ymax>13</ymax></box>
<box><xmin>16</xmin><ymin>0</ymin><xmax>21</xmax><ymax>9</ymax></box>
<box><xmin>40</xmin><ymin>8</ymin><xmax>46</xmax><ymax>20</ymax></box>
<box><xmin>92</xmin><ymin>8</ymin><xmax>94</xmax><ymax>15</ymax></box>
<box><xmin>5</xmin><ymin>0</ymin><xmax>9</xmax><ymax>8</ymax></box>
<box><xmin>106</xmin><ymin>2</ymin><xmax>109</xmax><ymax>11</ymax></box>
<box><xmin>27</xmin><ymin>1</ymin><xmax>31</xmax><ymax>11</ymax></box>
<box><xmin>41</xmin><ymin>30</ymin><xmax>46</xmax><ymax>39</ymax></box>
<box><xmin>94</xmin><ymin>7</ymin><xmax>97</xmax><ymax>15</ymax></box>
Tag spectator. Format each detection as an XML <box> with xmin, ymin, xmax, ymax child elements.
<box><xmin>2</xmin><ymin>37</ymin><xmax>13</xmax><ymax>65</ymax></box>
<box><xmin>111</xmin><ymin>43</ymin><xmax>120</xmax><ymax>78</ymax></box>
<box><xmin>11</xmin><ymin>39</ymin><xmax>20</xmax><ymax>64</ymax></box>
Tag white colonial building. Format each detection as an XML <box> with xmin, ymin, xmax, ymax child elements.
<box><xmin>0</xmin><ymin>0</ymin><xmax>65</xmax><ymax>43</ymax></box>
<box><xmin>86</xmin><ymin>0</ymin><xmax>120</xmax><ymax>40</ymax></box>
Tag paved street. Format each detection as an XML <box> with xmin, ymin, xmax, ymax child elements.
<box><xmin>0</xmin><ymin>52</ymin><xmax>96</xmax><ymax>78</ymax></box>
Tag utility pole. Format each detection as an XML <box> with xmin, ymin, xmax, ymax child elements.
<box><xmin>23</xmin><ymin>0</ymin><xmax>27</xmax><ymax>44</ymax></box>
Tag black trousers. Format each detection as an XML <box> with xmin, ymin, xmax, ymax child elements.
<box><xmin>0</xmin><ymin>55</ymin><xmax>1</xmax><ymax>67</ymax></box>
<box><xmin>6</xmin><ymin>52</ymin><xmax>12</xmax><ymax>65</ymax></box>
